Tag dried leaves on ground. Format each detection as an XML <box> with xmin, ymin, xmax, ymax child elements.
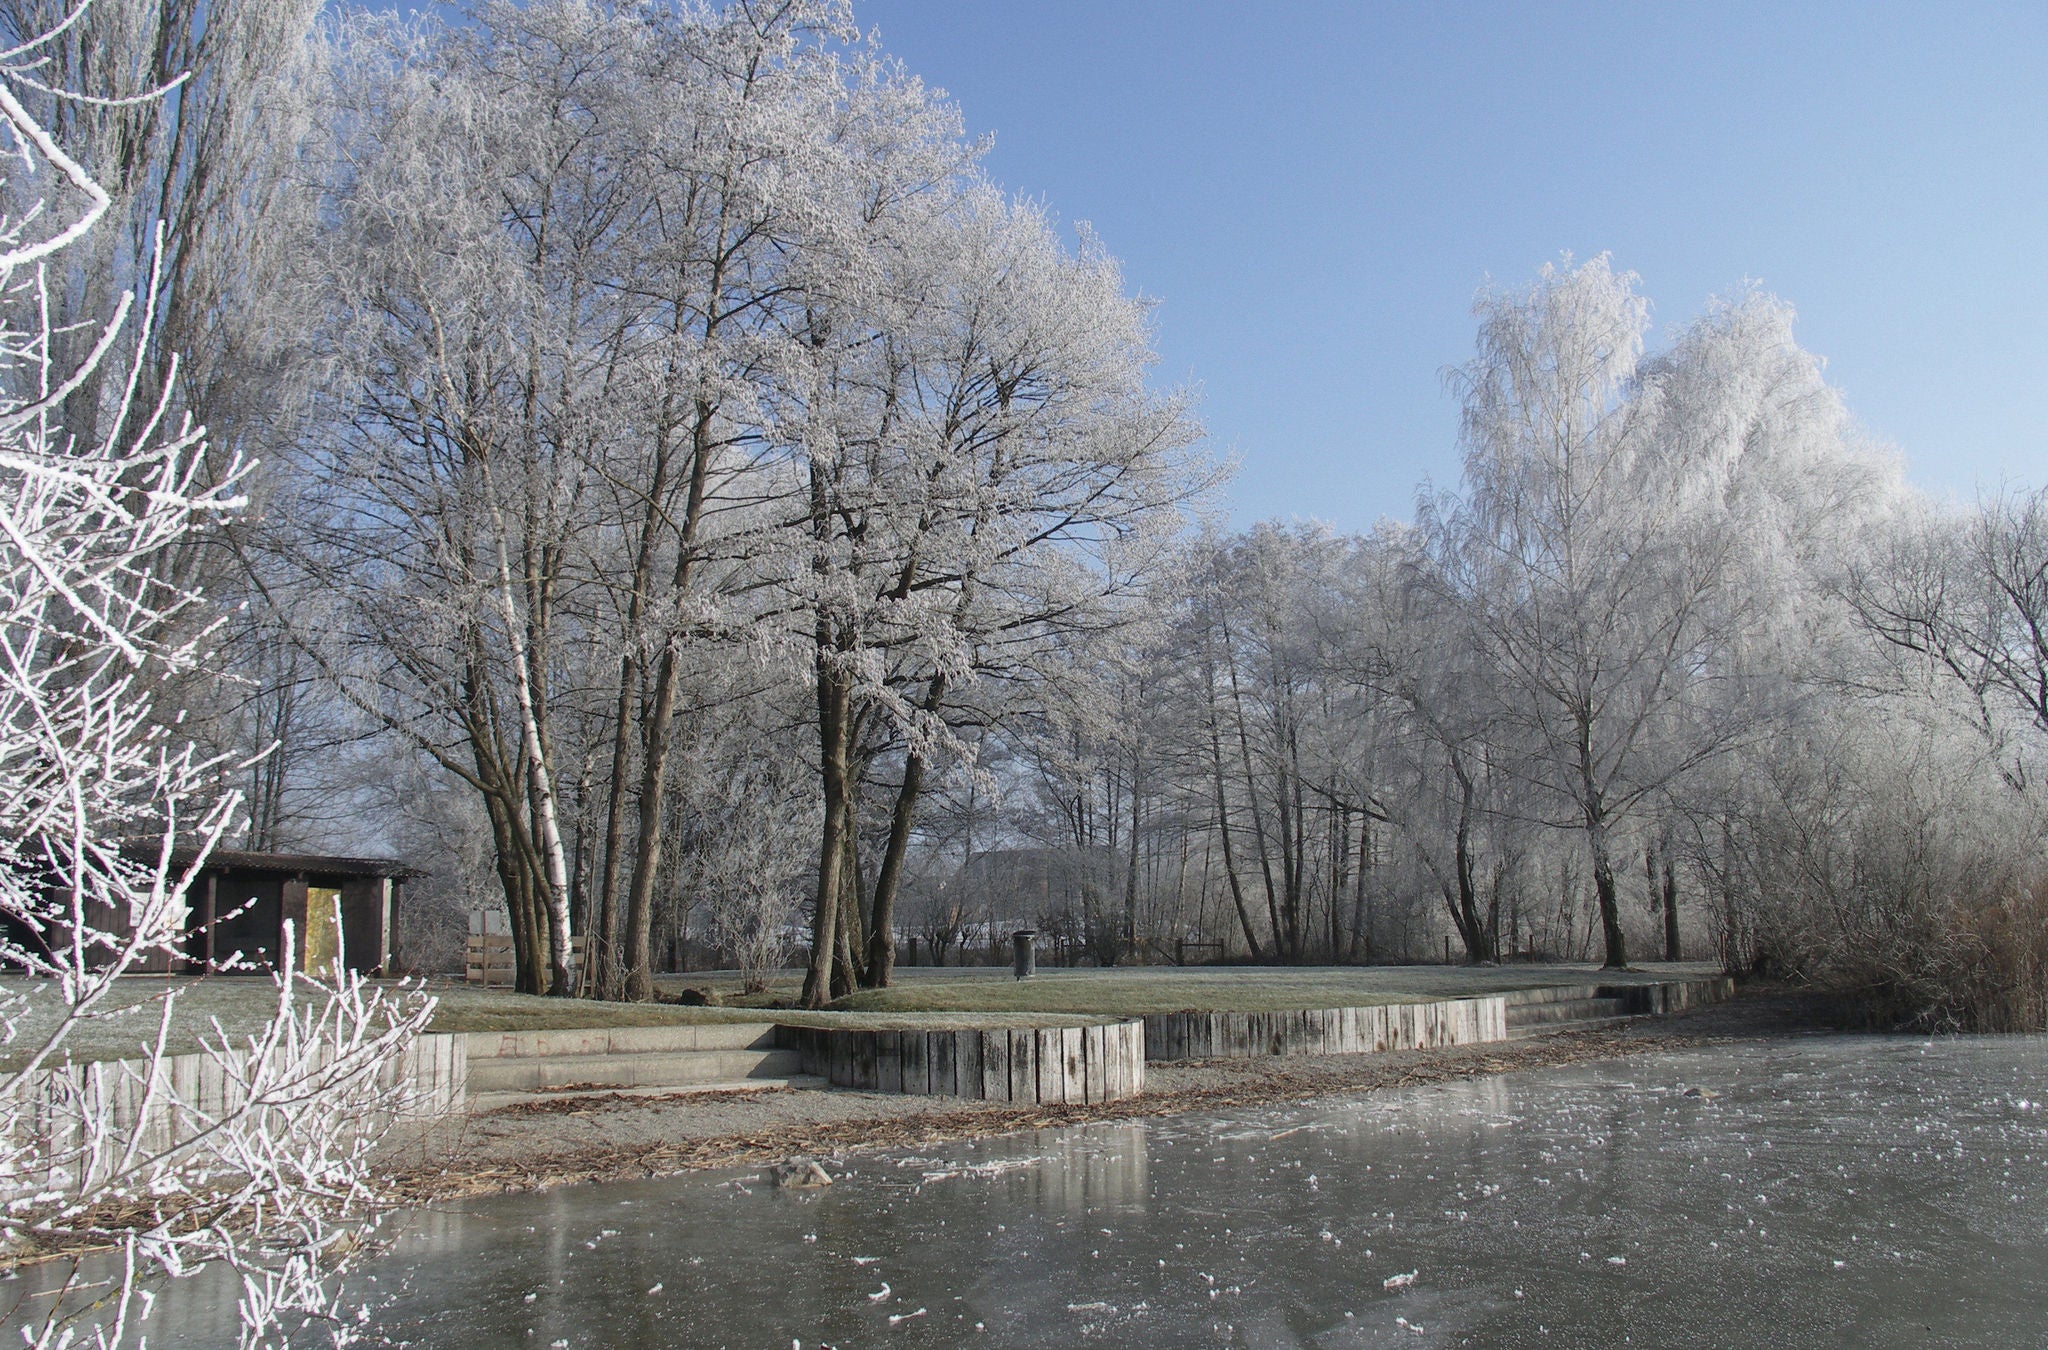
<box><xmin>382</xmin><ymin>1009</ymin><xmax>1781</xmax><ymax>1206</ymax></box>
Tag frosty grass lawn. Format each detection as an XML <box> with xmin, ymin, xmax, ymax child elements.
<box><xmin>0</xmin><ymin>961</ymin><xmax>1719</xmax><ymax>1069</ymax></box>
<box><xmin>821</xmin><ymin>960</ymin><xmax>1719</xmax><ymax>1015</ymax></box>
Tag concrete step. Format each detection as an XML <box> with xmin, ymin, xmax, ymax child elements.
<box><xmin>465</xmin><ymin>1022</ymin><xmax>780</xmax><ymax>1060</ymax></box>
<box><xmin>1506</xmin><ymin>997</ymin><xmax>1628</xmax><ymax>1028</ymax></box>
<box><xmin>470</xmin><ymin>1073</ymin><xmax>828</xmax><ymax>1113</ymax></box>
<box><xmin>1506</xmin><ymin>1017</ymin><xmax>1633</xmax><ymax>1040</ymax></box>
<box><xmin>466</xmin><ymin>1046</ymin><xmax>801</xmax><ymax>1094</ymax></box>
<box><xmin>1500</xmin><ymin>984</ymin><xmax>1608</xmax><ymax>1008</ymax></box>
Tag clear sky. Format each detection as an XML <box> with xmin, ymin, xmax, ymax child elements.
<box><xmin>853</xmin><ymin>0</ymin><xmax>2048</xmax><ymax>531</ymax></box>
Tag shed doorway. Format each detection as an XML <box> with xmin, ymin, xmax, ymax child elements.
<box><xmin>304</xmin><ymin>886</ymin><xmax>343</xmax><ymax>972</ymax></box>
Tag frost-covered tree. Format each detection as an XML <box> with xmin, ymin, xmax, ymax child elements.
<box><xmin>270</xmin><ymin>0</ymin><xmax>883</xmax><ymax>998</ymax></box>
<box><xmin>1849</xmin><ymin>487</ymin><xmax>2048</xmax><ymax>791</ymax></box>
<box><xmin>1439</xmin><ymin>258</ymin><xmax>1872</xmax><ymax>968</ymax></box>
<box><xmin>0</xmin><ymin>0</ymin><xmax>324</xmax><ymax>469</ymax></box>
<box><xmin>779</xmin><ymin>177</ymin><xmax>1203</xmax><ymax>1004</ymax></box>
<box><xmin>678</xmin><ymin>746</ymin><xmax>815</xmax><ymax>994</ymax></box>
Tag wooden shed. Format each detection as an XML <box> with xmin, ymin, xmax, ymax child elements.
<box><xmin>159</xmin><ymin>848</ymin><xmax>415</xmax><ymax>977</ymax></box>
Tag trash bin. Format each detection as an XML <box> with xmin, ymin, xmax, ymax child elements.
<box><xmin>1011</xmin><ymin>929</ymin><xmax>1038</xmax><ymax>980</ymax></box>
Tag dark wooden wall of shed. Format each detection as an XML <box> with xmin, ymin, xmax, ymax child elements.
<box><xmin>210</xmin><ymin>871</ymin><xmax>283</xmax><ymax>971</ymax></box>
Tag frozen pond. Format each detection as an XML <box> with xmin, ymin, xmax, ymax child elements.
<box><xmin>25</xmin><ymin>1035</ymin><xmax>2048</xmax><ymax>1346</ymax></box>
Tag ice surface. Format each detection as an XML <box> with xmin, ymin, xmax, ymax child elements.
<box><xmin>23</xmin><ymin>1035</ymin><xmax>2048</xmax><ymax>1347</ymax></box>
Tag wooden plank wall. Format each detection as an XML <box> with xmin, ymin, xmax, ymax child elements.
<box><xmin>1608</xmin><ymin>976</ymin><xmax>1734</xmax><ymax>1015</ymax></box>
<box><xmin>788</xmin><ymin>1021</ymin><xmax>1145</xmax><ymax>1104</ymax></box>
<box><xmin>1142</xmin><ymin>995</ymin><xmax>1511</xmax><ymax>1062</ymax></box>
<box><xmin>3</xmin><ymin>1032</ymin><xmax>467</xmax><ymax>1202</ymax></box>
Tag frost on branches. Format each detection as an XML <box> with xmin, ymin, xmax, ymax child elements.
<box><xmin>0</xmin><ymin>15</ymin><xmax>432</xmax><ymax>1348</ymax></box>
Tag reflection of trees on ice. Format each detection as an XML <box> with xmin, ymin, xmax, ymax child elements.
<box><xmin>917</xmin><ymin>1123</ymin><xmax>1153</xmax><ymax>1218</ymax></box>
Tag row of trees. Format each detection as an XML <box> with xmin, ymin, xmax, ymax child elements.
<box><xmin>944</xmin><ymin>259</ymin><xmax>2048</xmax><ymax>1027</ymax></box>
<box><xmin>205</xmin><ymin>0</ymin><xmax>1201</xmax><ymax>1007</ymax></box>
<box><xmin>34</xmin><ymin>0</ymin><xmax>2041</xmax><ymax>1028</ymax></box>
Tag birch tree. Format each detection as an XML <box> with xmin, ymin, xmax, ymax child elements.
<box><xmin>273</xmin><ymin>0</ymin><xmax>960</xmax><ymax>1000</ymax></box>
<box><xmin>1447</xmin><ymin>257</ymin><xmax>1717</xmax><ymax>968</ymax></box>
<box><xmin>269</xmin><ymin>14</ymin><xmax>601</xmax><ymax>993</ymax></box>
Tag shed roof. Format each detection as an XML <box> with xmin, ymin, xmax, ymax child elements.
<box><xmin>143</xmin><ymin>847</ymin><xmax>421</xmax><ymax>880</ymax></box>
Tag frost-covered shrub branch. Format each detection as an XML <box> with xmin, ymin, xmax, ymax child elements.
<box><xmin>0</xmin><ymin>14</ymin><xmax>433</xmax><ymax>1345</ymax></box>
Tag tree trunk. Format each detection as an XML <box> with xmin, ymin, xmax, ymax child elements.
<box><xmin>1349</xmin><ymin>812</ymin><xmax>1372</xmax><ymax>963</ymax></box>
<box><xmin>863</xmin><ymin>751</ymin><xmax>922</xmax><ymax>988</ymax></box>
<box><xmin>1328</xmin><ymin>798</ymin><xmax>1346</xmax><ymax>960</ymax></box>
<box><xmin>1577</xmin><ymin>717</ymin><xmax>1628</xmax><ymax>969</ymax></box>
<box><xmin>1587</xmin><ymin>816</ymin><xmax>1628</xmax><ymax>969</ymax></box>
<box><xmin>620</xmin><ymin>409</ymin><xmax>716</xmax><ymax>1001</ymax></box>
<box><xmin>481</xmin><ymin>785</ymin><xmax>543</xmax><ymax>994</ymax></box>
<box><xmin>1487</xmin><ymin>869</ymin><xmax>1502</xmax><ymax>964</ymax></box>
<box><xmin>801</xmin><ymin>660</ymin><xmax>852</xmax><ymax>1009</ymax></box>
<box><xmin>1451</xmin><ymin>770</ymin><xmax>1487</xmax><ymax>961</ymax></box>
<box><xmin>591</xmin><ymin>662</ymin><xmax>636</xmax><ymax>1000</ymax></box>
<box><xmin>1662</xmin><ymin>838</ymin><xmax>1681</xmax><ymax>961</ymax></box>
<box><xmin>1223</xmin><ymin>639</ymin><xmax>1285</xmax><ymax>958</ymax></box>
<box><xmin>461</xmin><ymin>647</ymin><xmax>550</xmax><ymax>993</ymax></box>
<box><xmin>621</xmin><ymin>641</ymin><xmax>680</xmax><ymax>1003</ymax></box>
<box><xmin>834</xmin><ymin>813</ymin><xmax>868</xmax><ymax>996</ymax></box>
<box><xmin>1203</xmin><ymin>671</ymin><xmax>1263</xmax><ymax>960</ymax></box>
<box><xmin>490</xmin><ymin>528</ymin><xmax>573</xmax><ymax>997</ymax></box>
<box><xmin>865</xmin><ymin>673</ymin><xmax>948</xmax><ymax>988</ymax></box>
<box><xmin>1123</xmin><ymin>747</ymin><xmax>1142</xmax><ymax>958</ymax></box>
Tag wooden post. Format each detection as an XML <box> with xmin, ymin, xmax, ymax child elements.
<box><xmin>981</xmin><ymin>1029</ymin><xmax>1009</xmax><ymax>1101</ymax></box>
<box><xmin>957</xmin><ymin>1031</ymin><xmax>983</xmax><ymax>1102</ymax></box>
<box><xmin>900</xmin><ymin>1032</ymin><xmax>928</xmax><ymax>1094</ymax></box>
<box><xmin>1010</xmin><ymin>1028</ymin><xmax>1036</xmax><ymax>1102</ymax></box>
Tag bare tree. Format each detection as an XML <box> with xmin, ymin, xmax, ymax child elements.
<box><xmin>1850</xmin><ymin>488</ymin><xmax>2048</xmax><ymax>791</ymax></box>
<box><xmin>1440</xmin><ymin>258</ymin><xmax>1814</xmax><ymax>967</ymax></box>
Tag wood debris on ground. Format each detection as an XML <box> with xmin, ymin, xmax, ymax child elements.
<box><xmin>381</xmin><ymin>1021</ymin><xmax>1738</xmax><ymax>1205</ymax></box>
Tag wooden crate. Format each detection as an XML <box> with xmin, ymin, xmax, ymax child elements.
<box><xmin>464</xmin><ymin>934</ymin><xmax>586</xmax><ymax>989</ymax></box>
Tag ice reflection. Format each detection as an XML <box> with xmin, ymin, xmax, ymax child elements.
<box><xmin>13</xmin><ymin>1035</ymin><xmax>2047</xmax><ymax>1347</ymax></box>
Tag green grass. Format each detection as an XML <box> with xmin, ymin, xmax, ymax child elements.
<box><xmin>0</xmin><ymin>975</ymin><xmax>1120</xmax><ymax>1067</ymax></box>
<box><xmin>0</xmin><ymin>961</ymin><xmax>1720</xmax><ymax>1068</ymax></box>
<box><xmin>826</xmin><ymin>962</ymin><xmax>1723</xmax><ymax>1016</ymax></box>
<box><xmin>424</xmin><ymin>983</ymin><xmax>776</xmax><ymax>1033</ymax></box>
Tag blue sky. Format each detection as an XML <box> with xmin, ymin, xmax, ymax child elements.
<box><xmin>855</xmin><ymin>0</ymin><xmax>2048</xmax><ymax>530</ymax></box>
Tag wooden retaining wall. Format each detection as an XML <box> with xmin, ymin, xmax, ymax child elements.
<box><xmin>784</xmin><ymin>1021</ymin><xmax>1145</xmax><ymax>1104</ymax></box>
<box><xmin>3</xmin><ymin>1032</ymin><xmax>466</xmax><ymax>1200</ymax></box>
<box><xmin>1143</xmin><ymin>996</ymin><xmax>1509</xmax><ymax>1062</ymax></box>
<box><xmin>1604</xmin><ymin>975</ymin><xmax>1735</xmax><ymax>1015</ymax></box>
<box><xmin>1497</xmin><ymin>975</ymin><xmax>1737</xmax><ymax>1015</ymax></box>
